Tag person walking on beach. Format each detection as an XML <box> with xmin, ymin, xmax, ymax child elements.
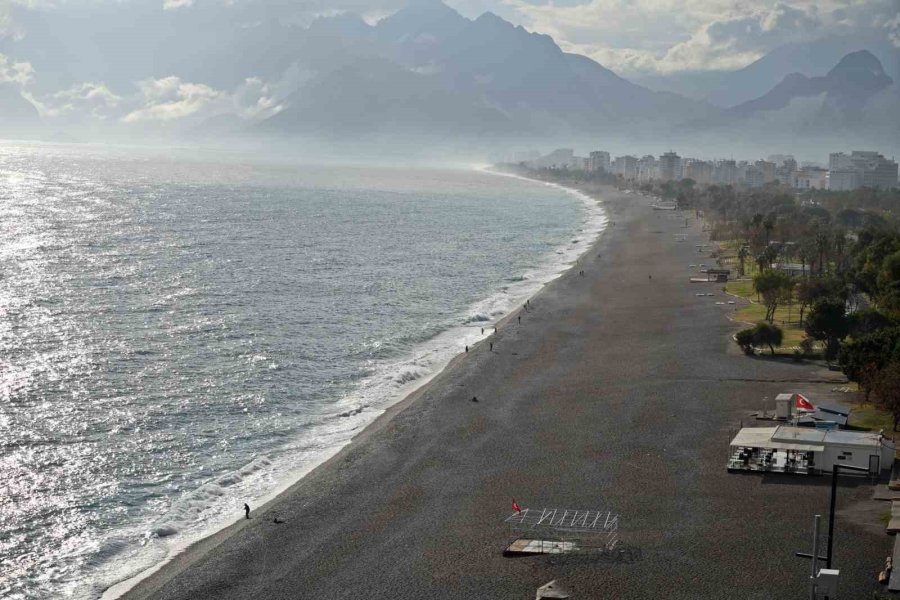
<box><xmin>244</xmin><ymin>503</ymin><xmax>250</xmax><ymax>519</ymax></box>
<box><xmin>517</xmin><ymin>315</ymin><xmax>521</xmax><ymax>324</ymax></box>
<box><xmin>490</xmin><ymin>342</ymin><xmax>493</xmax><ymax>351</ymax></box>
<box><xmin>465</xmin><ymin>345</ymin><xmax>469</xmax><ymax>352</ymax></box>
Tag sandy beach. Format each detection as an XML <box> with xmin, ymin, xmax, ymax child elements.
<box><xmin>117</xmin><ymin>184</ymin><xmax>887</xmax><ymax>600</ymax></box>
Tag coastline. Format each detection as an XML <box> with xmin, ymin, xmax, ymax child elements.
<box><xmin>102</xmin><ymin>168</ymin><xmax>608</xmax><ymax>600</ymax></box>
<box><xmin>113</xmin><ymin>175</ymin><xmax>885</xmax><ymax>600</ymax></box>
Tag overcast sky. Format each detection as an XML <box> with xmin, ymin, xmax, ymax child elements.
<box><xmin>1</xmin><ymin>0</ymin><xmax>897</xmax><ymax>131</ymax></box>
<box><xmin>1</xmin><ymin>0</ymin><xmax>897</xmax><ymax>76</ymax></box>
<box><xmin>461</xmin><ymin>0</ymin><xmax>900</xmax><ymax>75</ymax></box>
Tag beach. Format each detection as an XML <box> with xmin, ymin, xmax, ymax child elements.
<box><xmin>117</xmin><ymin>184</ymin><xmax>887</xmax><ymax>600</ymax></box>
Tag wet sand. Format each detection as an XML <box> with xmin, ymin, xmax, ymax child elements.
<box><xmin>118</xmin><ymin>185</ymin><xmax>886</xmax><ymax>600</ymax></box>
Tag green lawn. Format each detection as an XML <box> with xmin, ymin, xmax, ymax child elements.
<box><xmin>848</xmin><ymin>401</ymin><xmax>895</xmax><ymax>433</ymax></box>
<box><xmin>725</xmin><ymin>279</ymin><xmax>814</xmax><ymax>354</ymax></box>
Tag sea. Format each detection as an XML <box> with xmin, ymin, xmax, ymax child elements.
<box><xmin>0</xmin><ymin>142</ymin><xmax>607</xmax><ymax>599</ymax></box>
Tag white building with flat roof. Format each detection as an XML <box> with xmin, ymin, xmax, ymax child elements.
<box><xmin>728</xmin><ymin>425</ymin><xmax>895</xmax><ymax>475</ymax></box>
<box><xmin>828</xmin><ymin>150</ymin><xmax>898</xmax><ymax>190</ymax></box>
<box><xmin>791</xmin><ymin>167</ymin><xmax>828</xmax><ymax>190</ymax></box>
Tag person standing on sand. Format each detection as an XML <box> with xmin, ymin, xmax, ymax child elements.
<box><xmin>244</xmin><ymin>503</ymin><xmax>250</xmax><ymax>519</ymax></box>
<box><xmin>517</xmin><ymin>315</ymin><xmax>521</xmax><ymax>324</ymax></box>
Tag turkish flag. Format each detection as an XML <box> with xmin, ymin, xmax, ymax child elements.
<box><xmin>512</xmin><ymin>498</ymin><xmax>521</xmax><ymax>513</ymax></box>
<box><xmin>795</xmin><ymin>394</ymin><xmax>815</xmax><ymax>411</ymax></box>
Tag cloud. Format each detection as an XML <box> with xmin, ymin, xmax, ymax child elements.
<box><xmin>33</xmin><ymin>81</ymin><xmax>122</xmax><ymax>118</ymax></box>
<box><xmin>884</xmin><ymin>12</ymin><xmax>900</xmax><ymax>48</ymax></box>
<box><xmin>502</xmin><ymin>0</ymin><xmax>900</xmax><ymax>74</ymax></box>
<box><xmin>0</xmin><ymin>52</ymin><xmax>34</xmax><ymax>85</ymax></box>
<box><xmin>163</xmin><ymin>0</ymin><xmax>194</xmax><ymax>9</ymax></box>
<box><xmin>232</xmin><ymin>76</ymin><xmax>281</xmax><ymax>118</ymax></box>
<box><xmin>122</xmin><ymin>76</ymin><xmax>222</xmax><ymax>123</ymax></box>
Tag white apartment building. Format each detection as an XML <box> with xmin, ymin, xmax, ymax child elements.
<box><xmin>659</xmin><ymin>151</ymin><xmax>682</xmax><ymax>182</ymax></box>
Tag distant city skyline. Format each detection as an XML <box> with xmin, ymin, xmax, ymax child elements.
<box><xmin>517</xmin><ymin>145</ymin><xmax>899</xmax><ymax>190</ymax></box>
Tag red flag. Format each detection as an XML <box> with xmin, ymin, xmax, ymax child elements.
<box><xmin>795</xmin><ymin>393</ymin><xmax>815</xmax><ymax>411</ymax></box>
<box><xmin>512</xmin><ymin>498</ymin><xmax>521</xmax><ymax>513</ymax></box>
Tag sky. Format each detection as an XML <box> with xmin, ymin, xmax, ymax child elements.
<box><xmin>0</xmin><ymin>0</ymin><xmax>897</xmax><ymax>137</ymax></box>
<box><xmin>474</xmin><ymin>0</ymin><xmax>900</xmax><ymax>75</ymax></box>
<box><xmin>2</xmin><ymin>0</ymin><xmax>899</xmax><ymax>77</ymax></box>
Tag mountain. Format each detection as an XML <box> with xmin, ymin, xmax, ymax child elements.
<box><xmin>729</xmin><ymin>51</ymin><xmax>893</xmax><ymax>116</ymax></box>
<box><xmin>260</xmin><ymin>1</ymin><xmax>714</xmax><ymax>140</ymax></box>
<box><xmin>680</xmin><ymin>51</ymin><xmax>900</xmax><ymax>156</ymax></box>
<box><xmin>633</xmin><ymin>36</ymin><xmax>900</xmax><ymax>108</ymax></box>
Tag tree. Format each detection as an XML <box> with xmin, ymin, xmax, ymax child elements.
<box><xmin>735</xmin><ymin>322</ymin><xmax>784</xmax><ymax>356</ymax></box>
<box><xmin>795</xmin><ymin>278</ymin><xmax>816</xmax><ymax>325</ymax></box>
<box><xmin>735</xmin><ymin>328</ymin><xmax>756</xmax><ymax>355</ymax></box>
<box><xmin>873</xmin><ymin>361</ymin><xmax>900</xmax><ymax>431</ymax></box>
<box><xmin>753</xmin><ymin>270</ymin><xmax>792</xmax><ymax>322</ymax></box>
<box><xmin>753</xmin><ymin>322</ymin><xmax>783</xmax><ymax>355</ymax></box>
<box><xmin>763</xmin><ymin>213</ymin><xmax>776</xmax><ymax>246</ymax></box>
<box><xmin>805</xmin><ymin>299</ymin><xmax>849</xmax><ymax>361</ymax></box>
<box><xmin>737</xmin><ymin>245</ymin><xmax>750</xmax><ymax>277</ymax></box>
<box><xmin>877</xmin><ymin>250</ymin><xmax>900</xmax><ymax>316</ymax></box>
<box><xmin>847</xmin><ymin>309</ymin><xmax>894</xmax><ymax>338</ymax></box>
<box><xmin>840</xmin><ymin>326</ymin><xmax>900</xmax><ymax>397</ymax></box>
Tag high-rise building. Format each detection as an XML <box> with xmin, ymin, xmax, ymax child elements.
<box><xmin>755</xmin><ymin>160</ymin><xmax>777</xmax><ymax>183</ymax></box>
<box><xmin>683</xmin><ymin>159</ymin><xmax>713</xmax><ymax>184</ymax></box>
<box><xmin>791</xmin><ymin>167</ymin><xmax>828</xmax><ymax>190</ymax></box>
<box><xmin>588</xmin><ymin>151</ymin><xmax>611</xmax><ymax>173</ymax></box>
<box><xmin>828</xmin><ymin>170</ymin><xmax>861</xmax><ymax>191</ymax></box>
<box><xmin>715</xmin><ymin>160</ymin><xmax>737</xmax><ymax>185</ymax></box>
<box><xmin>659</xmin><ymin>151</ymin><xmax>682</xmax><ymax>181</ymax></box>
<box><xmin>637</xmin><ymin>155</ymin><xmax>657</xmax><ymax>182</ymax></box>
<box><xmin>827</xmin><ymin>150</ymin><xmax>898</xmax><ymax>190</ymax></box>
<box><xmin>613</xmin><ymin>155</ymin><xmax>638</xmax><ymax>179</ymax></box>
<box><xmin>745</xmin><ymin>167</ymin><xmax>765</xmax><ymax>188</ymax></box>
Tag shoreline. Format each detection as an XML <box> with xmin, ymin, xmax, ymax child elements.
<box><xmin>103</xmin><ymin>168</ymin><xmax>609</xmax><ymax>600</ymax></box>
<box><xmin>114</xmin><ymin>175</ymin><xmax>885</xmax><ymax>600</ymax></box>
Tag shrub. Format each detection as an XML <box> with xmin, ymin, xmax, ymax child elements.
<box><xmin>735</xmin><ymin>322</ymin><xmax>784</xmax><ymax>356</ymax></box>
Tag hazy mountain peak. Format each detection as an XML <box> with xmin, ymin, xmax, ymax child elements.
<box><xmin>475</xmin><ymin>11</ymin><xmax>508</xmax><ymax>26</ymax></box>
<box><xmin>828</xmin><ymin>49</ymin><xmax>887</xmax><ymax>78</ymax></box>
<box><xmin>730</xmin><ymin>49</ymin><xmax>892</xmax><ymax>116</ymax></box>
<box><xmin>375</xmin><ymin>0</ymin><xmax>466</xmax><ymax>42</ymax></box>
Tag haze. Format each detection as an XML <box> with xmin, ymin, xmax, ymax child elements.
<box><xmin>1</xmin><ymin>0</ymin><xmax>898</xmax><ymax>161</ymax></box>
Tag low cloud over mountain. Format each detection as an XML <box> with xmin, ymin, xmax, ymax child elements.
<box><xmin>0</xmin><ymin>0</ymin><xmax>897</xmax><ymax>155</ymax></box>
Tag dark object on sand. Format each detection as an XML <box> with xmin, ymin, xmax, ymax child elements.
<box><xmin>273</xmin><ymin>517</ymin><xmax>285</xmax><ymax>524</ymax></box>
<box><xmin>244</xmin><ymin>503</ymin><xmax>250</xmax><ymax>519</ymax></box>
<box><xmin>471</xmin><ymin>396</ymin><xmax>478</xmax><ymax>403</ymax></box>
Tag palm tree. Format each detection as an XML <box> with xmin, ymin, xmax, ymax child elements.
<box><xmin>737</xmin><ymin>245</ymin><xmax>750</xmax><ymax>277</ymax></box>
<box><xmin>763</xmin><ymin>214</ymin><xmax>776</xmax><ymax>246</ymax></box>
